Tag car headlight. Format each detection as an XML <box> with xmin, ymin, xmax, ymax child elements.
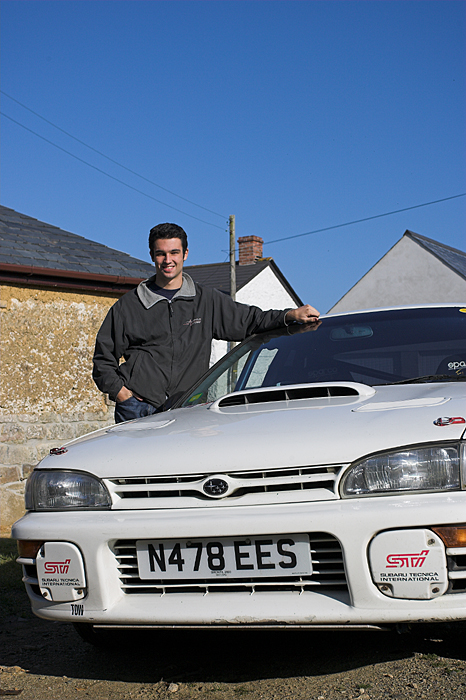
<box><xmin>25</xmin><ymin>470</ymin><xmax>112</xmax><ymax>511</ymax></box>
<box><xmin>340</xmin><ymin>443</ymin><xmax>464</xmax><ymax>497</ymax></box>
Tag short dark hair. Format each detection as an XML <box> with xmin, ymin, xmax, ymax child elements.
<box><xmin>149</xmin><ymin>223</ymin><xmax>188</xmax><ymax>254</ymax></box>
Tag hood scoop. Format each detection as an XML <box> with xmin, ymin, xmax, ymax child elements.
<box><xmin>212</xmin><ymin>382</ymin><xmax>375</xmax><ymax>409</ymax></box>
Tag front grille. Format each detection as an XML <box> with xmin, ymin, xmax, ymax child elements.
<box><xmin>446</xmin><ymin>549</ymin><xmax>466</xmax><ymax>593</ymax></box>
<box><xmin>105</xmin><ymin>463</ymin><xmax>345</xmax><ymax>509</ymax></box>
<box><xmin>112</xmin><ymin>533</ymin><xmax>348</xmax><ymax>595</ymax></box>
<box><xmin>19</xmin><ymin>559</ymin><xmax>41</xmax><ymax>597</ymax></box>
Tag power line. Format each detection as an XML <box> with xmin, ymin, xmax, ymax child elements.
<box><xmin>1</xmin><ymin>90</ymin><xmax>227</xmax><ymax>220</ymax></box>
<box><xmin>264</xmin><ymin>194</ymin><xmax>466</xmax><ymax>246</ymax></box>
<box><xmin>1</xmin><ymin>112</ymin><xmax>227</xmax><ymax>230</ymax></box>
<box><xmin>3</xmin><ymin>101</ymin><xmax>464</xmax><ymax>247</ymax></box>
<box><xmin>220</xmin><ymin>192</ymin><xmax>466</xmax><ymax>256</ymax></box>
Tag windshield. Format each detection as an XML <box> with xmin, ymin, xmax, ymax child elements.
<box><xmin>180</xmin><ymin>307</ymin><xmax>466</xmax><ymax>408</ymax></box>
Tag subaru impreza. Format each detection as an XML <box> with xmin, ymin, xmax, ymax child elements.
<box><xmin>13</xmin><ymin>304</ymin><xmax>466</xmax><ymax>643</ymax></box>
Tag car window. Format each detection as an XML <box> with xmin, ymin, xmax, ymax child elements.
<box><xmin>180</xmin><ymin>307</ymin><xmax>466</xmax><ymax>408</ymax></box>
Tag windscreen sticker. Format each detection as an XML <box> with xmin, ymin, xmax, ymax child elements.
<box><xmin>448</xmin><ymin>361</ymin><xmax>466</xmax><ymax>370</ymax></box>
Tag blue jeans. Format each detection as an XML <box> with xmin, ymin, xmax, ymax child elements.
<box><xmin>114</xmin><ymin>396</ymin><xmax>159</xmax><ymax>423</ymax></box>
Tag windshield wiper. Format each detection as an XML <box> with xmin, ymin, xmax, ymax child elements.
<box><xmin>391</xmin><ymin>373</ymin><xmax>466</xmax><ymax>385</ymax></box>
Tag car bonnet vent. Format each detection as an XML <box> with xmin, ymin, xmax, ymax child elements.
<box><xmin>216</xmin><ymin>384</ymin><xmax>361</xmax><ymax>408</ymax></box>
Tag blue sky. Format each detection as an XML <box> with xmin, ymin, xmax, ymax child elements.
<box><xmin>1</xmin><ymin>0</ymin><xmax>465</xmax><ymax>312</ymax></box>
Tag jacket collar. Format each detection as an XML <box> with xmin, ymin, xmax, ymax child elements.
<box><xmin>137</xmin><ymin>272</ymin><xmax>196</xmax><ymax>309</ymax></box>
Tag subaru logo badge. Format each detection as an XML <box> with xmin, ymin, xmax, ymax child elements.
<box><xmin>50</xmin><ymin>447</ymin><xmax>68</xmax><ymax>455</ymax></box>
<box><xmin>434</xmin><ymin>416</ymin><xmax>466</xmax><ymax>426</ymax></box>
<box><xmin>203</xmin><ymin>477</ymin><xmax>229</xmax><ymax>498</ymax></box>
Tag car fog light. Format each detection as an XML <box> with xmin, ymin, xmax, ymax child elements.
<box><xmin>431</xmin><ymin>525</ymin><xmax>466</xmax><ymax>548</ymax></box>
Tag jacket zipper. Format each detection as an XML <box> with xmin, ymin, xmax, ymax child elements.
<box><xmin>168</xmin><ymin>301</ymin><xmax>174</xmax><ymax>391</ymax></box>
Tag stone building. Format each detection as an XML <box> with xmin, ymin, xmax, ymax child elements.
<box><xmin>329</xmin><ymin>230</ymin><xmax>466</xmax><ymax>313</ymax></box>
<box><xmin>0</xmin><ymin>207</ymin><xmax>301</xmax><ymax>534</ymax></box>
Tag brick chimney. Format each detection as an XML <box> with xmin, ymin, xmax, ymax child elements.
<box><xmin>238</xmin><ymin>236</ymin><xmax>263</xmax><ymax>265</ymax></box>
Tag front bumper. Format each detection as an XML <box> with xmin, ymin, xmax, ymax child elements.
<box><xmin>12</xmin><ymin>492</ymin><xmax>466</xmax><ymax>628</ymax></box>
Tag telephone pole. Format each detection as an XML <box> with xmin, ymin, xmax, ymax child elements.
<box><xmin>229</xmin><ymin>215</ymin><xmax>236</xmax><ymax>301</ymax></box>
<box><xmin>228</xmin><ymin>215</ymin><xmax>237</xmax><ymax>355</ymax></box>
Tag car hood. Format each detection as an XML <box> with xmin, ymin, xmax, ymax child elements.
<box><xmin>41</xmin><ymin>382</ymin><xmax>466</xmax><ymax>478</ymax></box>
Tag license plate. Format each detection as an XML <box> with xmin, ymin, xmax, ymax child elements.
<box><xmin>136</xmin><ymin>535</ymin><xmax>312</xmax><ymax>580</ymax></box>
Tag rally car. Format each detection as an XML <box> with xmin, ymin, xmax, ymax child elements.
<box><xmin>13</xmin><ymin>304</ymin><xmax>466</xmax><ymax>642</ymax></box>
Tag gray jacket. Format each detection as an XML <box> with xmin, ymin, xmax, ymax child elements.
<box><xmin>92</xmin><ymin>273</ymin><xmax>290</xmax><ymax>407</ymax></box>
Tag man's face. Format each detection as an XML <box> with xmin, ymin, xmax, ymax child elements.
<box><xmin>150</xmin><ymin>238</ymin><xmax>188</xmax><ymax>288</ymax></box>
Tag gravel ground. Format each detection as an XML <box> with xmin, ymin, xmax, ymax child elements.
<box><xmin>2</xmin><ymin>538</ymin><xmax>466</xmax><ymax>700</ymax></box>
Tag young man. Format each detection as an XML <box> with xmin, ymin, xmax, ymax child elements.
<box><xmin>93</xmin><ymin>223</ymin><xmax>320</xmax><ymax>423</ymax></box>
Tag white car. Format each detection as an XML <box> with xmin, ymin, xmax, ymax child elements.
<box><xmin>13</xmin><ymin>304</ymin><xmax>466</xmax><ymax>643</ymax></box>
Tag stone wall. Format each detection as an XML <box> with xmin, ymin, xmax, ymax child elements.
<box><xmin>0</xmin><ymin>283</ymin><xmax>122</xmax><ymax>536</ymax></box>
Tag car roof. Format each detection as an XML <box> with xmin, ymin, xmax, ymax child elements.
<box><xmin>321</xmin><ymin>302</ymin><xmax>466</xmax><ymax>320</ymax></box>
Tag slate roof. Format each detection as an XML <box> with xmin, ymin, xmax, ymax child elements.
<box><xmin>185</xmin><ymin>260</ymin><xmax>302</xmax><ymax>304</ymax></box>
<box><xmin>0</xmin><ymin>205</ymin><xmax>301</xmax><ymax>301</ymax></box>
<box><xmin>0</xmin><ymin>205</ymin><xmax>155</xmax><ymax>279</ymax></box>
<box><xmin>406</xmin><ymin>230</ymin><xmax>466</xmax><ymax>280</ymax></box>
<box><xmin>185</xmin><ymin>260</ymin><xmax>270</xmax><ymax>291</ymax></box>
